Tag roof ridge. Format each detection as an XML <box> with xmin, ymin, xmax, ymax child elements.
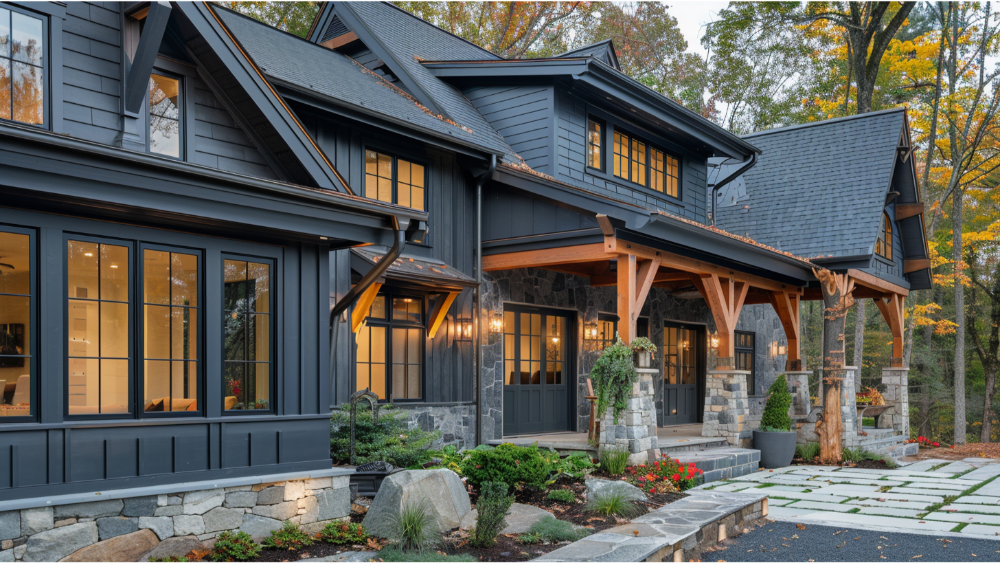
<box><xmin>557</xmin><ymin>38</ymin><xmax>614</xmax><ymax>57</ymax></box>
<box><xmin>743</xmin><ymin>107</ymin><xmax>906</xmax><ymax>139</ymax></box>
<box><xmin>377</xmin><ymin>1</ymin><xmax>504</xmax><ymax>60</ymax></box>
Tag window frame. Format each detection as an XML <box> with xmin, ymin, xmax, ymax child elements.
<box><xmin>63</xmin><ymin>233</ymin><xmax>136</xmax><ymax>421</ymax></box>
<box><xmin>137</xmin><ymin>242</ymin><xmax>204</xmax><ymax>419</ymax></box>
<box><xmin>585</xmin><ymin>116</ymin><xmax>605</xmax><ymax>173</ymax></box>
<box><xmin>0</xmin><ymin>224</ymin><xmax>36</xmax><ymax>422</ymax></box>
<box><xmin>146</xmin><ymin>68</ymin><xmax>184</xmax><ymax>160</ymax></box>
<box><xmin>876</xmin><ymin>211</ymin><xmax>893</xmax><ymax>261</ymax></box>
<box><xmin>0</xmin><ymin>2</ymin><xmax>49</xmax><ymax>129</ymax></box>
<box><xmin>354</xmin><ymin>289</ymin><xmax>426</xmax><ymax>403</ymax></box>
<box><xmin>609</xmin><ymin>126</ymin><xmax>682</xmax><ymax>202</ymax></box>
<box><xmin>221</xmin><ymin>253</ymin><xmax>277</xmax><ymax>416</ymax></box>
<box><xmin>362</xmin><ymin>146</ymin><xmax>429</xmax><ymax>213</ymax></box>
<box><xmin>734</xmin><ymin>330</ymin><xmax>755</xmax><ymax>396</ymax></box>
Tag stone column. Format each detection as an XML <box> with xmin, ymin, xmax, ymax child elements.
<box><xmin>880</xmin><ymin>367</ymin><xmax>910</xmax><ymax>437</ymax></box>
<box><xmin>840</xmin><ymin>367</ymin><xmax>860</xmax><ymax>449</ymax></box>
<box><xmin>702</xmin><ymin>369</ymin><xmax>751</xmax><ymax>447</ymax></box>
<box><xmin>599</xmin><ymin>371</ymin><xmax>659</xmax><ymax>465</ymax></box>
<box><xmin>783</xmin><ymin>371</ymin><xmax>812</xmax><ymax>418</ymax></box>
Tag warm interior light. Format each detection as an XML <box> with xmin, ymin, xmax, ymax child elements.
<box><xmin>552</xmin><ymin>337</ymin><xmax>559</xmax><ymax>343</ymax></box>
<box><xmin>403</xmin><ymin>298</ymin><xmax>413</xmax><ymax>303</ymax></box>
<box><xmin>84</xmin><ymin>252</ymin><xmax>93</xmax><ymax>257</ymax></box>
<box><xmin>110</xmin><ymin>264</ymin><xmax>118</xmax><ymax>269</ymax></box>
<box><xmin>710</xmin><ymin>335</ymin><xmax>720</xmax><ymax>349</ymax></box>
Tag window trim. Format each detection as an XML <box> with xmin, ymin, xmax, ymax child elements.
<box><xmin>0</xmin><ymin>224</ymin><xmax>36</xmax><ymax>422</ymax></box>
<box><xmin>146</xmin><ymin>68</ymin><xmax>185</xmax><ymax>161</ymax></box>
<box><xmin>585</xmin><ymin>116</ymin><xmax>605</xmax><ymax>173</ymax></box>
<box><xmin>734</xmin><ymin>330</ymin><xmax>755</xmax><ymax>396</ymax></box>
<box><xmin>63</xmin><ymin>233</ymin><xmax>136</xmax><ymax>421</ymax></box>
<box><xmin>221</xmin><ymin>253</ymin><xmax>277</xmax><ymax>416</ymax></box>
<box><xmin>361</xmin><ymin>146</ymin><xmax>429</xmax><ymax>213</ymax></box>
<box><xmin>876</xmin><ymin>211</ymin><xmax>893</xmax><ymax>261</ymax></box>
<box><xmin>137</xmin><ymin>242</ymin><xmax>204</xmax><ymax>419</ymax></box>
<box><xmin>355</xmin><ymin>288</ymin><xmax>426</xmax><ymax>403</ymax></box>
<box><xmin>0</xmin><ymin>2</ymin><xmax>49</xmax><ymax>129</ymax></box>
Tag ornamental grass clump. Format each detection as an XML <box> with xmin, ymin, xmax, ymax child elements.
<box><xmin>386</xmin><ymin>500</ymin><xmax>440</xmax><ymax>552</ymax></box>
<box><xmin>261</xmin><ymin>522</ymin><xmax>314</xmax><ymax>550</ymax></box>
<box><xmin>208</xmin><ymin>531</ymin><xmax>261</xmax><ymax>562</ymax></box>
<box><xmin>590</xmin><ymin>336</ymin><xmax>638</xmax><ymax>424</ymax></box>
<box><xmin>585</xmin><ymin>490</ymin><xmax>641</xmax><ymax>520</ymax></box>
<box><xmin>598</xmin><ymin>446</ymin><xmax>630</xmax><ymax>476</ymax></box>
<box><xmin>546</xmin><ymin>489</ymin><xmax>576</xmax><ymax>503</ymax></box>
<box><xmin>470</xmin><ymin>481</ymin><xmax>515</xmax><ymax>547</ymax></box>
<box><xmin>759</xmin><ymin>374</ymin><xmax>793</xmax><ymax>432</ymax></box>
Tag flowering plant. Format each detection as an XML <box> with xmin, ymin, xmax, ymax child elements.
<box><xmin>908</xmin><ymin>436</ymin><xmax>943</xmax><ymax>448</ymax></box>
<box><xmin>623</xmin><ymin>455</ymin><xmax>703</xmax><ymax>494</ymax></box>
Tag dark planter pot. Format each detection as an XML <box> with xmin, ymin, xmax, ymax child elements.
<box><xmin>753</xmin><ymin>430</ymin><xmax>797</xmax><ymax>469</ymax></box>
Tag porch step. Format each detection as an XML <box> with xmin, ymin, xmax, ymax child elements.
<box><xmin>671</xmin><ymin>447</ymin><xmax>761</xmax><ymax>483</ymax></box>
<box><xmin>659</xmin><ymin>437</ymin><xmax>728</xmax><ymax>456</ymax></box>
<box><xmin>857</xmin><ymin>428</ymin><xmax>916</xmax><ymax>460</ymax></box>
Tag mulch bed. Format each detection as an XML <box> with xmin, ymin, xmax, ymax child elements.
<box><xmin>255</xmin><ymin>542</ymin><xmax>368</xmax><ymax>562</ymax></box>
<box><xmin>907</xmin><ymin>442</ymin><xmax>1000</xmax><ymax>461</ymax></box>
<box><xmin>791</xmin><ymin>457</ymin><xmax>897</xmax><ymax>469</ymax></box>
<box><xmin>510</xmin><ymin>480</ymin><xmax>686</xmax><ymax>532</ymax></box>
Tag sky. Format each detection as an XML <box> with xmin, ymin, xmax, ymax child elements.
<box><xmin>666</xmin><ymin>0</ymin><xmax>731</xmax><ymax>59</ymax></box>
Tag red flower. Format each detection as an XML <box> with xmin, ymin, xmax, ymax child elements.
<box><xmin>654</xmin><ymin>461</ymin><xmax>660</xmax><ymax>467</ymax></box>
<box><xmin>515</xmin><ymin>460</ymin><xmax>520</xmax><ymax>465</ymax></box>
<box><xmin>672</xmin><ymin>474</ymin><xmax>681</xmax><ymax>482</ymax></box>
<box><xmin>645</xmin><ymin>473</ymin><xmax>656</xmax><ymax>481</ymax></box>
<box><xmin>951</xmin><ymin>445</ymin><xmax>956</xmax><ymax>449</ymax></box>
<box><xmin>933</xmin><ymin>442</ymin><xmax>940</xmax><ymax>447</ymax></box>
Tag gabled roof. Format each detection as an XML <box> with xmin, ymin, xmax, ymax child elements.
<box><xmin>306</xmin><ymin>2</ymin><xmax>520</xmax><ymax>162</ymax></box>
<box><xmin>713</xmin><ymin>108</ymin><xmax>930</xmax><ymax>288</ymax></box>
<box><xmin>211</xmin><ymin>5</ymin><xmax>511</xmax><ymax>160</ymax></box>
<box><xmin>556</xmin><ymin>39</ymin><xmax>621</xmax><ymax>70</ymax></box>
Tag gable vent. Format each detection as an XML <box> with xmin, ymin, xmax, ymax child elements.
<box><xmin>321</xmin><ymin>15</ymin><xmax>350</xmax><ymax>43</ymax></box>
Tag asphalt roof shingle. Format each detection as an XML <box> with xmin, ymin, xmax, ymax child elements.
<box><xmin>715</xmin><ymin>109</ymin><xmax>905</xmax><ymax>260</ymax></box>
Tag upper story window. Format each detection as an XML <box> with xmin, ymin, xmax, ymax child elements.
<box><xmin>650</xmin><ymin>148</ymin><xmax>679</xmax><ymax>198</ymax></box>
<box><xmin>365</xmin><ymin>150</ymin><xmax>426</xmax><ymax>211</ymax></box>
<box><xmin>614</xmin><ymin>131</ymin><xmax>646</xmax><ymax>185</ymax></box>
<box><xmin>149</xmin><ymin>73</ymin><xmax>181</xmax><ymax>158</ymax></box>
<box><xmin>0</xmin><ymin>4</ymin><xmax>45</xmax><ymax>126</ymax></box>
<box><xmin>876</xmin><ymin>211</ymin><xmax>892</xmax><ymax>260</ymax></box>
<box><xmin>587</xmin><ymin>119</ymin><xmax>602</xmax><ymax>169</ymax></box>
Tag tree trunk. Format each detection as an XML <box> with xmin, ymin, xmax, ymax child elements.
<box><xmin>953</xmin><ymin>188</ymin><xmax>966</xmax><ymax>445</ymax></box>
<box><xmin>853</xmin><ymin>299</ymin><xmax>866</xmax><ymax>392</ymax></box>
<box><xmin>814</xmin><ymin>269</ymin><xmax>852</xmax><ymax>464</ymax></box>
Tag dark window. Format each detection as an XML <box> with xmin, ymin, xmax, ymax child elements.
<box><xmin>585</xmin><ymin>313</ymin><xmax>618</xmax><ymax>352</ymax></box>
<box><xmin>223</xmin><ymin>259</ymin><xmax>273</xmax><ymax>412</ymax></box>
<box><xmin>148</xmin><ymin>73</ymin><xmax>181</xmax><ymax>158</ymax></box>
<box><xmin>735</xmin><ymin>331</ymin><xmax>755</xmax><ymax>394</ymax></box>
<box><xmin>664</xmin><ymin>325</ymin><xmax>696</xmax><ymax>385</ymax></box>
<box><xmin>650</xmin><ymin>148</ymin><xmax>679</xmax><ymax>198</ymax></box>
<box><xmin>364</xmin><ymin>150</ymin><xmax>426</xmax><ymax>211</ymax></box>
<box><xmin>876</xmin><ymin>211</ymin><xmax>892</xmax><ymax>260</ymax></box>
<box><xmin>356</xmin><ymin>292</ymin><xmax>424</xmax><ymax>400</ymax></box>
<box><xmin>587</xmin><ymin>118</ymin><xmax>603</xmax><ymax>169</ymax></box>
<box><xmin>0</xmin><ymin>4</ymin><xmax>45</xmax><ymax>126</ymax></box>
<box><xmin>503</xmin><ymin>310</ymin><xmax>565</xmax><ymax>386</ymax></box>
<box><xmin>0</xmin><ymin>228</ymin><xmax>33</xmax><ymax>419</ymax></box>
<box><xmin>142</xmin><ymin>249</ymin><xmax>199</xmax><ymax>414</ymax></box>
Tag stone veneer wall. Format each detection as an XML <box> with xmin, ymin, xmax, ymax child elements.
<box><xmin>0</xmin><ymin>477</ymin><xmax>351</xmax><ymax>562</ymax></box>
<box><xmin>399</xmin><ymin>404</ymin><xmax>478</xmax><ymax>450</ymax></box>
<box><xmin>479</xmin><ymin>268</ymin><xmax>789</xmax><ymax>442</ymax></box>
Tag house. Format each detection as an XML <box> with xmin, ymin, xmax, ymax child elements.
<box><xmin>0</xmin><ymin>0</ymin><xmax>929</xmax><ymax>524</ymax></box>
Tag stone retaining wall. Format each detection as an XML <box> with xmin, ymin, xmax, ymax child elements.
<box><xmin>0</xmin><ymin>477</ymin><xmax>351</xmax><ymax>562</ymax></box>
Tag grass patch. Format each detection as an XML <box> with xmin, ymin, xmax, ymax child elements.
<box><xmin>917</xmin><ymin>495</ymin><xmax>958</xmax><ymax>519</ymax></box>
<box><xmin>847</xmin><ymin>507</ymin><xmax>861</xmax><ymax>513</ymax></box>
<box><xmin>877</xmin><ymin>486</ymin><xmax>893</xmax><ymax>493</ymax></box>
<box><xmin>755</xmin><ymin>482</ymin><xmax>777</xmax><ymax>488</ymax></box>
<box><xmin>525</xmin><ymin>518</ymin><xmax>591</xmax><ymax>543</ymax></box>
<box><xmin>950</xmin><ymin>523</ymin><xmax>969</xmax><ymax>533</ymax></box>
<box><xmin>951</xmin><ymin>468</ymin><xmax>976</xmax><ymax>479</ymax></box>
<box><xmin>929</xmin><ymin>462</ymin><xmax>950</xmax><ymax>471</ymax></box>
<box><xmin>377</xmin><ymin>548</ymin><xmax>476</xmax><ymax>562</ymax></box>
<box><xmin>547</xmin><ymin>489</ymin><xmax>576</xmax><ymax>503</ymax></box>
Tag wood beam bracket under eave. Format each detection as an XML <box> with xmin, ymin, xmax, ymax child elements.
<box><xmin>427</xmin><ymin>292</ymin><xmax>460</xmax><ymax>339</ymax></box>
<box><xmin>874</xmin><ymin>293</ymin><xmax>905</xmax><ymax>360</ymax></box>
<box><xmin>351</xmin><ymin>281</ymin><xmax>383</xmax><ymax>333</ymax></box>
<box><xmin>691</xmin><ymin>273</ymin><xmax>748</xmax><ymax>360</ymax></box>
<box><xmin>768</xmin><ymin>290</ymin><xmax>802</xmax><ymax>370</ymax></box>
<box><xmin>124</xmin><ymin>1</ymin><xmax>171</xmax><ymax>114</ymax></box>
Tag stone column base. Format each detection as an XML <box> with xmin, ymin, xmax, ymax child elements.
<box><xmin>783</xmin><ymin>371</ymin><xmax>812</xmax><ymax>418</ymax></box>
<box><xmin>702</xmin><ymin>370</ymin><xmax>751</xmax><ymax>447</ymax></box>
<box><xmin>599</xmin><ymin>372</ymin><xmax>658</xmax><ymax>464</ymax></box>
<box><xmin>880</xmin><ymin>367</ymin><xmax>910</xmax><ymax>437</ymax></box>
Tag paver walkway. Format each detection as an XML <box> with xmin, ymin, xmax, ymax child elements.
<box><xmin>693</xmin><ymin>457</ymin><xmax>1000</xmax><ymax>538</ymax></box>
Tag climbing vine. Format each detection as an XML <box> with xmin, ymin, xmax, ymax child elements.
<box><xmin>590</xmin><ymin>336</ymin><xmax>638</xmax><ymax>423</ymax></box>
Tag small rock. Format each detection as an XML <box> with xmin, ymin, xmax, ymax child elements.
<box><xmin>154</xmin><ymin>505</ymin><xmax>184</xmax><ymax>517</ymax></box>
<box><xmin>252</xmin><ymin>501</ymin><xmax>298</xmax><ymax>521</ymax></box>
<box><xmin>172</xmin><ymin>515</ymin><xmax>205</xmax><ymax>537</ymax></box>
<box><xmin>13</xmin><ymin>545</ymin><xmax>25</xmax><ymax>559</ymax></box>
<box><xmin>55</xmin><ymin>518</ymin><xmax>78</xmax><ymax>528</ymax></box>
<box><xmin>202</xmin><ymin>508</ymin><xmax>243</xmax><ymax>533</ymax></box>
<box><xmin>285</xmin><ymin>481</ymin><xmax>306</xmax><ymax>501</ymax></box>
<box><xmin>139</xmin><ymin>535</ymin><xmax>205</xmax><ymax>562</ymax></box>
<box><xmin>238</xmin><ymin>514</ymin><xmax>282</xmax><ymax>542</ymax></box>
<box><xmin>317</xmin><ymin>487</ymin><xmax>351</xmax><ymax>520</ymax></box>
<box><xmin>20</xmin><ymin>507</ymin><xmax>53</xmax><ymax>536</ymax></box>
<box><xmin>0</xmin><ymin>540</ymin><xmax>10</xmax><ymax>550</ymax></box>
<box><xmin>500</xmin><ymin>552</ymin><xmax>511</xmax><ymax>557</ymax></box>
<box><xmin>122</xmin><ymin>496</ymin><xmax>159</xmax><ymax>518</ymax></box>
<box><xmin>0</xmin><ymin>549</ymin><xmax>12</xmax><ymax>563</ymax></box>
<box><xmin>98</xmin><ymin>517</ymin><xmax>138</xmax><ymax>540</ymax></box>
<box><xmin>138</xmin><ymin>517</ymin><xmax>174</xmax><ymax>541</ymax></box>
<box><xmin>224</xmin><ymin>491</ymin><xmax>258</xmax><ymax>508</ymax></box>
<box><xmin>460</xmin><ymin>503</ymin><xmax>554</xmax><ymax>534</ymax></box>
<box><xmin>0</xmin><ymin>512</ymin><xmax>20</xmax><ymax>541</ymax></box>
<box><xmin>256</xmin><ymin>486</ymin><xmax>285</xmax><ymax>505</ymax></box>
<box><xmin>61</xmin><ymin>529</ymin><xmax>159</xmax><ymax>562</ymax></box>
<box><xmin>183</xmin><ymin>491</ymin><xmax>224</xmax><ymax>515</ymax></box>
<box><xmin>54</xmin><ymin>500</ymin><xmax>124</xmax><ymax>519</ymax></box>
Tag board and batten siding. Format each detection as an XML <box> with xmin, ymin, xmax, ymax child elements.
<box><xmin>554</xmin><ymin>89</ymin><xmax>709</xmax><ymax>224</ymax></box>
<box><xmin>306</xmin><ymin>111</ymin><xmax>475</xmax><ymax>406</ymax></box>
<box><xmin>463</xmin><ymin>84</ymin><xmax>554</xmax><ymax>174</ymax></box>
<box><xmin>483</xmin><ymin>186</ymin><xmax>598</xmax><ymax>241</ymax></box>
<box><xmin>191</xmin><ymin>75</ymin><xmax>279</xmax><ymax>179</ymax></box>
<box><xmin>62</xmin><ymin>1</ymin><xmax>122</xmax><ymax>145</ymax></box>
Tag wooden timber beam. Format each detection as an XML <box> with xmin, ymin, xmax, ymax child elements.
<box><xmin>589</xmin><ymin>270</ymin><xmax>691</xmax><ymax>287</ymax></box>
<box><xmin>848</xmin><ymin>269</ymin><xmax>910</xmax><ymax>297</ymax></box>
<box><xmin>351</xmin><ymin>282</ymin><xmax>383</xmax><ymax>333</ymax></box>
<box><xmin>427</xmin><ymin>292</ymin><xmax>460</xmax><ymax>339</ymax></box>
<box><xmin>874</xmin><ymin>293</ymin><xmax>905</xmax><ymax>362</ymax></box>
<box><xmin>904</xmin><ymin>258</ymin><xmax>931</xmax><ymax>274</ymax></box>
<box><xmin>605</xmin><ymin>237</ymin><xmax>800</xmax><ymax>293</ymax></box>
<box><xmin>895</xmin><ymin>203</ymin><xmax>924</xmax><ymax>220</ymax></box>
<box><xmin>615</xmin><ymin>255</ymin><xmax>661</xmax><ymax>343</ymax></box>
<box><xmin>692</xmin><ymin>273</ymin><xmax>748</xmax><ymax>363</ymax></box>
<box><xmin>768</xmin><ymin>291</ymin><xmax>802</xmax><ymax>371</ymax></box>
<box><xmin>482</xmin><ymin>243</ymin><xmax>607</xmax><ymax>271</ymax></box>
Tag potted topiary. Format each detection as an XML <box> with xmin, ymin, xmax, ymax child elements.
<box><xmin>753</xmin><ymin>374</ymin><xmax>796</xmax><ymax>469</ymax></box>
<box><xmin>630</xmin><ymin>337</ymin><xmax>657</xmax><ymax>368</ymax></box>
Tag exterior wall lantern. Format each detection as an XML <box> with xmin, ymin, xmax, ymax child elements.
<box><xmin>457</xmin><ymin>317</ymin><xmax>474</xmax><ymax>341</ymax></box>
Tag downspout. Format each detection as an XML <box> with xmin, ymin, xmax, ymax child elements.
<box><xmin>709</xmin><ymin>153</ymin><xmax>757</xmax><ymax>227</ymax></box>
<box><xmin>474</xmin><ymin>155</ymin><xmax>498</xmax><ymax>446</ymax></box>
<box><xmin>329</xmin><ymin>220</ymin><xmax>407</xmax><ymax>410</ymax></box>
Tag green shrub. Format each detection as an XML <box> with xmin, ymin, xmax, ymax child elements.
<box><xmin>460</xmin><ymin>444</ymin><xmax>550</xmax><ymax>488</ymax></box>
<box><xmin>590</xmin><ymin>337</ymin><xmax>638</xmax><ymax>423</ymax></box>
<box><xmin>526</xmin><ymin>517</ymin><xmax>591</xmax><ymax>542</ymax></box>
<box><xmin>261</xmin><ymin>522</ymin><xmax>314</xmax><ymax>550</ymax></box>
<box><xmin>585</xmin><ymin>490</ymin><xmax>641</xmax><ymax>520</ymax></box>
<box><xmin>330</xmin><ymin>405</ymin><xmax>440</xmax><ymax>467</ymax></box>
<box><xmin>517</xmin><ymin>532</ymin><xmax>543</xmax><ymax>544</ymax></box>
<box><xmin>795</xmin><ymin>442</ymin><xmax>820</xmax><ymax>460</ymax></box>
<box><xmin>470</xmin><ymin>481</ymin><xmax>514</xmax><ymax>547</ymax></box>
<box><xmin>316</xmin><ymin>521</ymin><xmax>368</xmax><ymax>545</ymax></box>
<box><xmin>387</xmin><ymin>500</ymin><xmax>440</xmax><ymax>552</ymax></box>
<box><xmin>547</xmin><ymin>451</ymin><xmax>596</xmax><ymax>481</ymax></box>
<box><xmin>759</xmin><ymin>375</ymin><xmax>792</xmax><ymax>431</ymax></box>
<box><xmin>546</xmin><ymin>489</ymin><xmax>576</xmax><ymax>503</ymax></box>
<box><xmin>208</xmin><ymin>531</ymin><xmax>261</xmax><ymax>562</ymax></box>
<box><xmin>377</xmin><ymin>548</ymin><xmax>476</xmax><ymax>562</ymax></box>
<box><xmin>148</xmin><ymin>558</ymin><xmax>189</xmax><ymax>562</ymax></box>
<box><xmin>598</xmin><ymin>447</ymin><xmax>630</xmax><ymax>476</ymax></box>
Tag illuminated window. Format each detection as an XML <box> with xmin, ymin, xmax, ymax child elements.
<box><xmin>0</xmin><ymin>5</ymin><xmax>45</xmax><ymax>126</ymax></box>
<box><xmin>876</xmin><ymin>212</ymin><xmax>892</xmax><ymax>260</ymax></box>
<box><xmin>503</xmin><ymin>309</ymin><xmax>566</xmax><ymax>386</ymax></box>
<box><xmin>587</xmin><ymin>118</ymin><xmax>602</xmax><ymax>169</ymax></box>
<box><xmin>0</xmin><ymin>229</ymin><xmax>32</xmax><ymax>419</ymax></box>
<box><xmin>356</xmin><ymin>292</ymin><xmax>424</xmax><ymax>400</ymax></box>
<box><xmin>664</xmin><ymin>325</ymin><xmax>696</xmax><ymax>386</ymax></box>
<box><xmin>735</xmin><ymin>331</ymin><xmax>755</xmax><ymax>395</ymax></box>
<box><xmin>364</xmin><ymin>150</ymin><xmax>425</xmax><ymax>211</ymax></box>
<box><xmin>143</xmin><ymin>249</ymin><xmax>198</xmax><ymax>414</ymax></box>
<box><xmin>650</xmin><ymin>148</ymin><xmax>679</xmax><ymax>198</ymax></box>
<box><xmin>148</xmin><ymin>73</ymin><xmax>181</xmax><ymax>158</ymax></box>
<box><xmin>223</xmin><ymin>259</ymin><xmax>272</xmax><ymax>411</ymax></box>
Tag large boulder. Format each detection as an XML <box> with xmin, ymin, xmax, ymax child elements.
<box><xmin>362</xmin><ymin>469</ymin><xmax>471</xmax><ymax>537</ymax></box>
<box><xmin>139</xmin><ymin>536</ymin><xmax>206</xmax><ymax>562</ymax></box>
<box><xmin>22</xmin><ymin>522</ymin><xmax>98</xmax><ymax>562</ymax></box>
<box><xmin>584</xmin><ymin>478</ymin><xmax>648</xmax><ymax>502</ymax></box>
<box><xmin>61</xmin><ymin>529</ymin><xmax>159</xmax><ymax>562</ymax></box>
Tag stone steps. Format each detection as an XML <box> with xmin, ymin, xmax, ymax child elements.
<box><xmin>856</xmin><ymin>430</ymin><xmax>916</xmax><ymax>460</ymax></box>
<box><xmin>659</xmin><ymin>438</ymin><xmax>729</xmax><ymax>456</ymax></box>
<box><xmin>671</xmin><ymin>447</ymin><xmax>761</xmax><ymax>483</ymax></box>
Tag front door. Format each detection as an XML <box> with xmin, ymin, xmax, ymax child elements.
<box><xmin>661</xmin><ymin>322</ymin><xmax>704</xmax><ymax>425</ymax></box>
<box><xmin>502</xmin><ymin>305</ymin><xmax>572</xmax><ymax>435</ymax></box>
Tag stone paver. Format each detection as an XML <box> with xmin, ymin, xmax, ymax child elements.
<box><xmin>962</xmin><ymin>465</ymin><xmax>1000</xmax><ymax>481</ymax></box>
<box><xmin>941</xmin><ymin>503</ymin><xmax>1000</xmax><ymax>514</ymax></box>
<box><xmin>961</xmin><ymin>524</ymin><xmax>1000</xmax><ymax>537</ymax></box>
<box><xmin>765</xmin><ymin>498</ymin><xmax>793</xmax><ymax>506</ymax></box>
<box><xmin>785</xmin><ymin>501</ymin><xmax>855</xmax><ymax>512</ymax></box>
<box><xmin>857</xmin><ymin>506</ymin><xmax>923</xmax><ymax>518</ymax></box>
<box><xmin>934</xmin><ymin>461</ymin><xmax>975</xmax><ymax>474</ymax></box>
<box><xmin>847</xmin><ymin>498</ymin><xmax>938</xmax><ymax>510</ymax></box>
<box><xmin>762</xmin><ymin>491</ymin><xmax>849</xmax><ymax>503</ymax></box>
<box><xmin>894</xmin><ymin>481</ymin><xmax>969</xmax><ymax>490</ymax></box>
<box><xmin>924</xmin><ymin>512</ymin><xmax>1000</xmax><ymax>525</ymax></box>
<box><xmin>950</xmin><ymin>495</ymin><xmax>1000</xmax><ymax>505</ymax></box>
